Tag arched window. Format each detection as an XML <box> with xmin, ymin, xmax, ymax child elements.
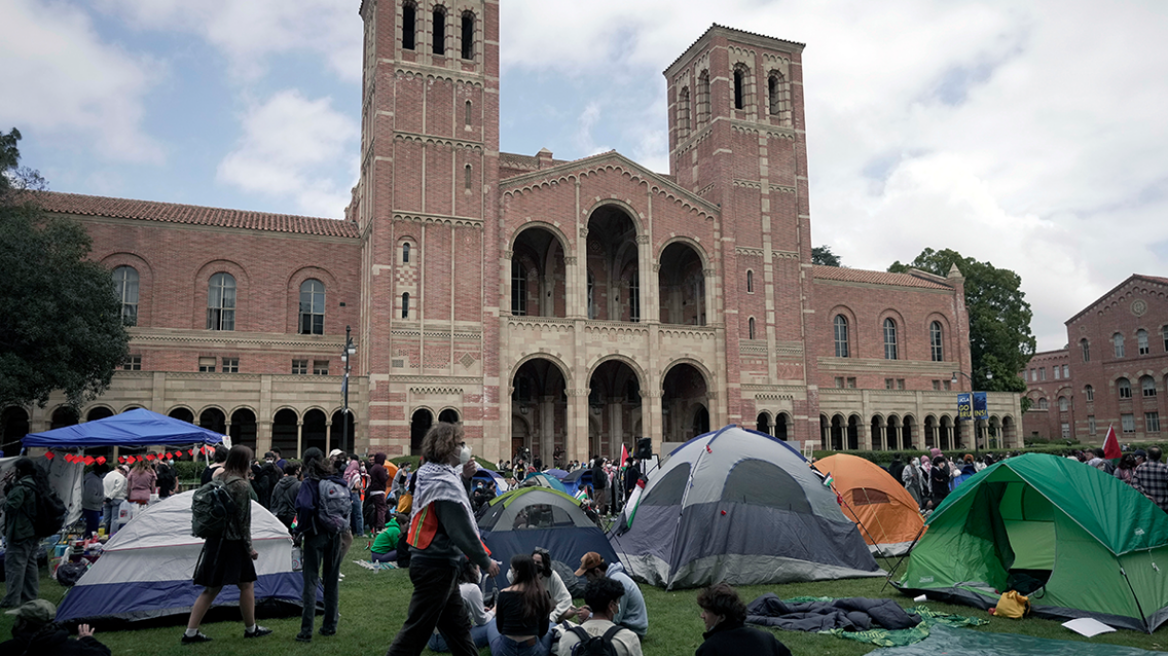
<box><xmin>697</xmin><ymin>70</ymin><xmax>710</xmax><ymax>125</ymax></box>
<box><xmin>748</xmin><ymin>317</ymin><xmax>756</xmax><ymax>340</ymax></box>
<box><xmin>767</xmin><ymin>71</ymin><xmax>790</xmax><ymax>122</ymax></box>
<box><xmin>465</xmin><ymin>100</ymin><xmax>472</xmax><ymax>126</ymax></box>
<box><xmin>1037</xmin><ymin>398</ymin><xmax>1049</xmax><ymax>410</ymax></box>
<box><xmin>733</xmin><ymin>67</ymin><xmax>745</xmax><ymax>110</ymax></box>
<box><xmin>1085</xmin><ymin>385</ymin><xmax>1094</xmax><ymax>402</ymax></box>
<box><xmin>930</xmin><ymin>321</ymin><xmax>944</xmax><ymax>362</ymax></box>
<box><xmin>299</xmin><ymin>279</ymin><xmax>325</xmax><ymax>335</ymax></box>
<box><xmin>460</xmin><ymin>11</ymin><xmax>474</xmax><ymax>60</ymax></box>
<box><xmin>678</xmin><ymin>86</ymin><xmax>691</xmax><ymax>137</ymax></box>
<box><xmin>1142</xmin><ymin>375</ymin><xmax>1157</xmax><ymax>397</ymax></box>
<box><xmin>112</xmin><ymin>265</ymin><xmax>139</xmax><ymax>326</ymax></box>
<box><xmin>1138</xmin><ymin>329</ymin><xmax>1149</xmax><ymax>355</ymax></box>
<box><xmin>401</xmin><ymin>292</ymin><xmax>410</xmax><ymax>319</ymax></box>
<box><xmin>403</xmin><ymin>242</ymin><xmax>411</xmax><ymax>263</ymax></box>
<box><xmin>511</xmin><ymin>261</ymin><xmax>526</xmax><ymax>316</ymax></box>
<box><xmin>1081</xmin><ymin>338</ymin><xmax>1090</xmax><ymax>362</ymax></box>
<box><xmin>1114</xmin><ymin>332</ymin><xmax>1125</xmax><ymax>358</ymax></box>
<box><xmin>833</xmin><ymin>315</ymin><xmax>849</xmax><ymax>358</ymax></box>
<box><xmin>465</xmin><ymin>164</ymin><xmax>472</xmax><ymax>189</ymax></box>
<box><xmin>1059</xmin><ymin>396</ymin><xmax>1068</xmax><ymax>411</ymax></box>
<box><xmin>432</xmin><ymin>6</ymin><xmax>446</xmax><ymax>55</ymax></box>
<box><xmin>402</xmin><ymin>2</ymin><xmax>416</xmax><ymax>50</ymax></box>
<box><xmin>1118</xmin><ymin>377</ymin><xmax>1132</xmax><ymax>400</ymax></box>
<box><xmin>207</xmin><ymin>273</ymin><xmax>236</xmax><ymax>331</ymax></box>
<box><xmin>746</xmin><ymin>270</ymin><xmax>754</xmax><ymax>293</ymax></box>
<box><xmin>883</xmin><ymin>318</ymin><xmax>898</xmax><ymax>360</ymax></box>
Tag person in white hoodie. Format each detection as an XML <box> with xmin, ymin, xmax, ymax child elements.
<box><xmin>102</xmin><ymin>465</ymin><xmax>129</xmax><ymax>535</ymax></box>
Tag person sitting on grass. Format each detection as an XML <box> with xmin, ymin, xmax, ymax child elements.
<box><xmin>574</xmin><ymin>552</ymin><xmax>647</xmax><ymax>637</ymax></box>
<box><xmin>0</xmin><ymin>599</ymin><xmax>111</xmax><ymax>656</ymax></box>
<box><xmin>372</xmin><ymin>515</ymin><xmax>403</xmax><ymax>563</ymax></box>
<box><xmin>487</xmin><ymin>554</ymin><xmax>553</xmax><ymax>655</ymax></box>
<box><xmin>554</xmin><ymin>577</ymin><xmax>641</xmax><ymax>656</ymax></box>
<box><xmin>695</xmin><ymin>583</ymin><xmax>791</xmax><ymax>656</ymax></box>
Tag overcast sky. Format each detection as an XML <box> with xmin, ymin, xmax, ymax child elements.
<box><xmin>3</xmin><ymin>0</ymin><xmax>1166</xmax><ymax>352</ymax></box>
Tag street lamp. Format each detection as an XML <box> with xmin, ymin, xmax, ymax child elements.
<box><xmin>341</xmin><ymin>325</ymin><xmax>357</xmax><ymax>452</ymax></box>
<box><xmin>952</xmin><ymin>370</ymin><xmax>992</xmax><ymax>451</ymax></box>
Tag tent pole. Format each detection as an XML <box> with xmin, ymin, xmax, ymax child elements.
<box><xmin>880</xmin><ymin>523</ymin><xmax>927</xmax><ymax>594</ymax></box>
<box><xmin>830</xmin><ymin>482</ymin><xmax>889</xmax><ymax>560</ymax></box>
<box><xmin>1119</xmin><ymin>566</ymin><xmax>1151</xmax><ymax>633</ymax></box>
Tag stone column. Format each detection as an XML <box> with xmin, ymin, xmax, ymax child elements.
<box><xmin>877</xmin><ymin>424</ymin><xmax>886</xmax><ymax>451</ymax></box>
<box><xmin>257</xmin><ymin>419</ymin><xmax>273</xmax><ymax>456</ymax></box>
<box><xmin>296</xmin><ymin>421</ymin><xmax>304</xmax><ymax>459</ymax></box>
<box><xmin>540</xmin><ymin>396</ymin><xmax>555</xmax><ymax>464</ymax></box>
<box><xmin>608</xmin><ymin>397</ymin><xmax>623</xmax><ymax>460</ymax></box>
<box><xmin>324</xmin><ymin>420</ymin><xmax>333</xmax><ymax>455</ymax></box>
<box><xmin>569</xmin><ymin>389</ymin><xmax>588</xmax><ymax>463</ymax></box>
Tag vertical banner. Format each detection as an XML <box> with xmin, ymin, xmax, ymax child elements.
<box><xmin>973</xmin><ymin>392</ymin><xmax>988</xmax><ymax>419</ymax></box>
<box><xmin>957</xmin><ymin>393</ymin><xmax>972</xmax><ymax>421</ymax></box>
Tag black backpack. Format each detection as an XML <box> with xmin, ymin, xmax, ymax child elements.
<box><xmin>191</xmin><ymin>479</ymin><xmax>238</xmax><ymax>538</ymax></box>
<box><xmin>569</xmin><ymin>625</ymin><xmax>623</xmax><ymax>656</ymax></box>
<box><xmin>22</xmin><ymin>476</ymin><xmax>67</xmax><ymax>538</ymax></box>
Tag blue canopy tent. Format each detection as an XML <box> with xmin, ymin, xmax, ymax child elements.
<box><xmin>22</xmin><ymin>408</ymin><xmax>226</xmax><ymax>448</ymax></box>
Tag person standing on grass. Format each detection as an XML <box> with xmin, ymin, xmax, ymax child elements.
<box><xmin>695</xmin><ymin>583</ymin><xmax>791</xmax><ymax>656</ymax></box>
<box><xmin>102</xmin><ymin>464</ymin><xmax>129</xmax><ymax>535</ymax></box>
<box><xmin>369</xmin><ymin>452</ymin><xmax>391</xmax><ymax>533</ymax></box>
<box><xmin>1</xmin><ymin>458</ymin><xmax>40</xmax><ymax>608</ymax></box>
<box><xmin>271</xmin><ymin>462</ymin><xmax>303</xmax><ymax>529</ymax></box>
<box><xmin>182</xmin><ymin>445</ymin><xmax>271</xmax><ymax>644</ymax></box>
<box><xmin>591</xmin><ymin>457</ymin><xmax>608</xmax><ymax>516</ymax></box>
<box><xmin>82</xmin><ymin>463</ymin><xmax>107</xmax><ymax>536</ymax></box>
<box><xmin>293</xmin><ymin>447</ymin><xmax>344</xmax><ymax>642</ymax></box>
<box><xmin>201</xmin><ymin>445</ymin><xmax>229</xmax><ymax>484</ymax></box>
<box><xmin>386</xmin><ymin>423</ymin><xmax>500</xmax><ymax>656</ymax></box>
<box><xmin>1134</xmin><ymin>446</ymin><xmax>1168</xmax><ymax>512</ymax></box>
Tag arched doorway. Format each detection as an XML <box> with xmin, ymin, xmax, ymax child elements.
<box><xmin>661</xmin><ymin>362</ymin><xmax>707</xmax><ymax>443</ymax></box>
<box><xmin>86</xmin><ymin>407</ymin><xmax>114</xmax><ymax>423</ymax></box>
<box><xmin>410</xmin><ymin>408</ymin><xmax>433</xmax><ymax>456</ymax></box>
<box><xmin>847</xmin><ymin>415</ymin><xmax>860</xmax><ymax>450</ymax></box>
<box><xmin>272</xmin><ymin>409</ymin><xmax>299</xmax><ymax>457</ymax></box>
<box><xmin>887</xmin><ymin>415</ymin><xmax>901</xmax><ymax>450</ymax></box>
<box><xmin>1002</xmin><ymin>415</ymin><xmax>1016</xmax><ymax>449</ymax></box>
<box><xmin>438</xmin><ymin>409</ymin><xmax>460</xmax><ymax>424</ymax></box>
<box><xmin>820</xmin><ymin>414</ymin><xmax>830</xmax><ymax>449</ymax></box>
<box><xmin>511</xmin><ymin>227</ymin><xmax>567</xmax><ymax>318</ymax></box>
<box><xmin>199</xmin><ymin>408</ymin><xmax>226</xmax><ymax>435</ymax></box>
<box><xmin>902</xmin><ymin>416</ymin><xmax>914</xmax><ymax>450</ymax></box>
<box><xmin>2</xmin><ymin>407</ymin><xmax>30</xmax><ymax>454</ymax></box>
<box><xmin>924</xmin><ymin>416</ymin><xmax>937</xmax><ymax>449</ymax></box>
<box><xmin>512</xmin><ymin>358</ymin><xmax>567</xmax><ymax>463</ymax></box>
<box><xmin>775</xmin><ymin>412</ymin><xmax>790</xmax><ymax>441</ymax></box>
<box><xmin>330</xmin><ymin>410</ymin><xmax>355</xmax><ymax>455</ymax></box>
<box><xmin>168</xmin><ymin>407</ymin><xmax>195</xmax><ymax>424</ymax></box>
<box><xmin>589</xmin><ymin>360</ymin><xmax>641</xmax><ymax>460</ymax></box>
<box><xmin>691</xmin><ymin>406</ymin><xmax>710</xmax><ymax>437</ymax></box>
<box><xmin>658</xmin><ymin>242</ymin><xmax>705</xmax><ymax>325</ymax></box>
<box><xmin>870</xmin><ymin>416</ymin><xmax>885</xmax><ymax>450</ymax></box>
<box><xmin>51</xmin><ymin>406</ymin><xmax>80</xmax><ymax>430</ymax></box>
<box><xmin>756</xmin><ymin>412</ymin><xmax>772</xmax><ymax>435</ymax></box>
<box><xmin>303</xmin><ymin>409</ymin><xmax>327</xmax><ymax>454</ymax></box>
<box><xmin>230</xmin><ymin>409</ymin><xmax>257</xmax><ymax>452</ymax></box>
<box><xmin>586</xmin><ymin>205</ymin><xmax>640</xmax><ymax>322</ymax></box>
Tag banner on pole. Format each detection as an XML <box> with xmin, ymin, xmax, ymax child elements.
<box><xmin>957</xmin><ymin>393</ymin><xmax>972</xmax><ymax>421</ymax></box>
<box><xmin>973</xmin><ymin>392</ymin><xmax>988</xmax><ymax>419</ymax></box>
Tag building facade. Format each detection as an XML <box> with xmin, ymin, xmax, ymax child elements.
<box><xmin>0</xmin><ymin>3</ymin><xmax>1022</xmax><ymax>462</ymax></box>
<box><xmin>1021</xmin><ymin>274</ymin><xmax>1168</xmax><ymax>443</ymax></box>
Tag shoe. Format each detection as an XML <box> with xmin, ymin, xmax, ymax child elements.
<box><xmin>319</xmin><ymin>627</ymin><xmax>336</xmax><ymax>636</ymax></box>
<box><xmin>338</xmin><ymin>572</ymin><xmax>345</xmax><ymax>580</ymax></box>
<box><xmin>244</xmin><ymin>626</ymin><xmax>272</xmax><ymax>639</ymax></box>
<box><xmin>181</xmin><ymin>631</ymin><xmax>212</xmax><ymax>644</ymax></box>
<box><xmin>295</xmin><ymin>632</ymin><xmax>312</xmax><ymax>643</ymax></box>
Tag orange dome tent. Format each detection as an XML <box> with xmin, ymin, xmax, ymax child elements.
<box><xmin>814</xmin><ymin>454</ymin><xmax>925</xmax><ymax>556</ymax></box>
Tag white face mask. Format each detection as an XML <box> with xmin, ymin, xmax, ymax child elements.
<box><xmin>459</xmin><ymin>443</ymin><xmax>473</xmax><ymax>466</ymax></box>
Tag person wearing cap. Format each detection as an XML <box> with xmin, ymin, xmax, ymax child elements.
<box><xmin>574</xmin><ymin>552</ymin><xmax>647</xmax><ymax>637</ymax></box>
<box><xmin>1</xmin><ymin>599</ymin><xmax>111</xmax><ymax>655</ymax></box>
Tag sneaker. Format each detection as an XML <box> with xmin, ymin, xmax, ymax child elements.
<box><xmin>319</xmin><ymin>627</ymin><xmax>336</xmax><ymax>637</ymax></box>
<box><xmin>181</xmin><ymin>631</ymin><xmax>212</xmax><ymax>644</ymax></box>
<box><xmin>338</xmin><ymin>572</ymin><xmax>345</xmax><ymax>580</ymax></box>
<box><xmin>244</xmin><ymin>626</ymin><xmax>272</xmax><ymax>639</ymax></box>
<box><xmin>295</xmin><ymin>632</ymin><xmax>312</xmax><ymax>643</ymax></box>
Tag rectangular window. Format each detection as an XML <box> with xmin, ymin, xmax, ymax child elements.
<box><xmin>1063</xmin><ymin>365</ymin><xmax>1069</xmax><ymax>378</ymax></box>
<box><xmin>1030</xmin><ymin>368</ymin><xmax>1036</xmax><ymax>381</ymax></box>
<box><xmin>222</xmin><ymin>357</ymin><xmax>239</xmax><ymax>374</ymax></box>
<box><xmin>835</xmin><ymin>377</ymin><xmax>844</xmax><ymax>389</ymax></box>
<box><xmin>198</xmin><ymin>357</ymin><xmax>216</xmax><ymax>373</ymax></box>
<box><xmin>847</xmin><ymin>377</ymin><xmax>857</xmax><ymax>389</ymax></box>
<box><xmin>1053</xmin><ymin>366</ymin><xmax>1060</xmax><ymax>380</ymax></box>
<box><xmin>885</xmin><ymin>378</ymin><xmax>894</xmax><ymax>390</ymax></box>
<box><xmin>1039</xmin><ymin>367</ymin><xmax>1046</xmax><ymax>381</ymax></box>
<box><xmin>1122</xmin><ymin>413</ymin><xmax>1136</xmax><ymax>434</ymax></box>
<box><xmin>313</xmin><ymin>360</ymin><xmax>330</xmax><ymax>376</ymax></box>
<box><xmin>896</xmin><ymin>379</ymin><xmax>906</xmax><ymax>390</ymax></box>
<box><xmin>292</xmin><ymin>359</ymin><xmax>308</xmax><ymax>375</ymax></box>
<box><xmin>933</xmin><ymin>380</ymin><xmax>941</xmax><ymax>391</ymax></box>
<box><xmin>1062</xmin><ymin>423</ymin><xmax>1070</xmax><ymax>440</ymax></box>
<box><xmin>1088</xmin><ymin>415</ymin><xmax>1096</xmax><ymax>435</ymax></box>
<box><xmin>944</xmin><ymin>380</ymin><xmax>951</xmax><ymax>391</ymax></box>
<box><xmin>123</xmin><ymin>355</ymin><xmax>142</xmax><ymax>371</ymax></box>
<box><xmin>1147</xmin><ymin>412</ymin><xmax>1162</xmax><ymax>433</ymax></box>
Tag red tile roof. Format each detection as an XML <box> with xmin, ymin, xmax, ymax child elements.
<box><xmin>812</xmin><ymin>265</ymin><xmax>953</xmax><ymax>290</ymax></box>
<box><xmin>29</xmin><ymin>191</ymin><xmax>359</xmax><ymax>238</ymax></box>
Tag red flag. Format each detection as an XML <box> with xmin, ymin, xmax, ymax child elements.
<box><xmin>1102</xmin><ymin>424</ymin><xmax>1121</xmax><ymax>460</ymax></box>
<box><xmin>620</xmin><ymin>444</ymin><xmax>629</xmax><ymax>467</ymax></box>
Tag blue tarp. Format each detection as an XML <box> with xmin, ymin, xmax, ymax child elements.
<box><xmin>22</xmin><ymin>409</ymin><xmax>226</xmax><ymax>448</ymax></box>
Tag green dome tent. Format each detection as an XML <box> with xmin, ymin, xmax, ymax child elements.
<box><xmin>897</xmin><ymin>453</ymin><xmax>1168</xmax><ymax>632</ymax></box>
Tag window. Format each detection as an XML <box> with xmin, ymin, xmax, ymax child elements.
<box><xmin>1088</xmin><ymin>415</ymin><xmax>1096</xmax><ymax>435</ymax></box>
<box><xmin>403</xmin><ymin>242</ymin><xmax>411</xmax><ymax>263</ymax></box>
<box><xmin>944</xmin><ymin>380</ymin><xmax>951</xmax><ymax>391</ymax></box>
<box><xmin>299</xmin><ymin>279</ymin><xmax>325</xmax><ymax>335</ymax></box>
<box><xmin>198</xmin><ymin>357</ymin><xmax>216</xmax><ymax>373</ymax></box>
<box><xmin>1039</xmin><ymin>367</ymin><xmax>1046</xmax><ymax>381</ymax></box>
<box><xmin>1030</xmin><ymin>368</ymin><xmax>1037</xmax><ymax>382</ymax></box>
<box><xmin>833</xmin><ymin>315</ymin><xmax>849</xmax><ymax>358</ymax></box>
<box><xmin>835</xmin><ymin>377</ymin><xmax>844</xmax><ymax>389</ymax></box>
<box><xmin>222</xmin><ymin>357</ymin><xmax>239</xmax><ymax>373</ymax></box>
<box><xmin>1053</xmin><ymin>366</ymin><xmax>1060</xmax><ymax>380</ymax></box>
<box><xmin>465</xmin><ymin>101</ymin><xmax>472</xmax><ymax>126</ymax></box>
<box><xmin>460</xmin><ymin>11</ymin><xmax>474</xmax><ymax>59</ymax></box>
<box><xmin>432</xmin><ymin>6</ymin><xmax>446</xmax><ymax>55</ymax></box>
<box><xmin>1080</xmin><ymin>338</ymin><xmax>1090</xmax><ymax>362</ymax></box>
<box><xmin>1114</xmin><ymin>332</ymin><xmax>1125</xmax><ymax>358</ymax></box>
<box><xmin>1063</xmin><ymin>365</ymin><xmax>1069</xmax><ymax>378</ymax></box>
<box><xmin>733</xmin><ymin>67</ymin><xmax>745</xmax><ymax>110</ymax></box>
<box><xmin>932</xmin><ymin>380</ymin><xmax>941</xmax><ymax>391</ymax></box>
<box><xmin>313</xmin><ymin>360</ymin><xmax>329</xmax><ymax>375</ymax></box>
<box><xmin>511</xmin><ymin>261</ymin><xmax>526</xmax><ymax>316</ymax></box>
<box><xmin>1148</xmin><ymin>412</ymin><xmax>1162</xmax><ymax>433</ymax></box>
<box><xmin>678</xmin><ymin>86</ymin><xmax>691</xmax><ymax>137</ymax></box>
<box><xmin>885</xmin><ymin>378</ymin><xmax>894</xmax><ymax>390</ymax></box>
<box><xmin>697</xmin><ymin>70</ymin><xmax>710</xmax><ymax>125</ymax></box>
<box><xmin>930</xmin><ymin>321</ymin><xmax>943</xmax><ymax>362</ymax></box>
<box><xmin>402</xmin><ymin>292</ymin><xmax>410</xmax><ymax>319</ymax></box>
<box><xmin>847</xmin><ymin>377</ymin><xmax>857</xmax><ymax>389</ymax></box>
<box><xmin>629</xmin><ymin>275</ymin><xmax>640</xmax><ymax>322</ymax></box>
<box><xmin>897</xmin><ymin>379</ymin><xmax>905</xmax><ymax>390</ymax></box>
<box><xmin>1085</xmin><ymin>385</ymin><xmax>1094</xmax><ymax>402</ymax></box>
<box><xmin>1142</xmin><ymin>375</ymin><xmax>1157</xmax><ymax>397</ymax></box>
<box><xmin>402</xmin><ymin>2</ymin><xmax>416</xmax><ymax>50</ymax></box>
<box><xmin>1118</xmin><ymin>377</ymin><xmax>1132</xmax><ymax>399</ymax></box>
<box><xmin>123</xmin><ymin>354</ymin><xmax>141</xmax><ymax>371</ymax></box>
<box><xmin>767</xmin><ymin>71</ymin><xmax>789</xmax><ymax>121</ymax></box>
<box><xmin>1059</xmin><ymin>397</ymin><xmax>1068</xmax><ymax>411</ymax></box>
<box><xmin>292</xmin><ymin>359</ymin><xmax>308</xmax><ymax>375</ymax></box>
<box><xmin>207</xmin><ymin>272</ymin><xmax>236</xmax><ymax>331</ymax></box>
<box><xmin>746</xmin><ymin>270</ymin><xmax>754</xmax><ymax>293</ymax></box>
<box><xmin>748</xmin><ymin>317</ymin><xmax>756</xmax><ymax>340</ymax></box>
<box><xmin>112</xmin><ymin>266</ymin><xmax>139</xmax><ymax>326</ymax></box>
<box><xmin>883</xmin><ymin>318</ymin><xmax>898</xmax><ymax>360</ymax></box>
<box><xmin>1122</xmin><ymin>413</ymin><xmax>1135</xmax><ymax>434</ymax></box>
<box><xmin>465</xmin><ymin>164</ymin><xmax>472</xmax><ymax>189</ymax></box>
<box><xmin>1062</xmin><ymin>423</ymin><xmax>1071</xmax><ymax>440</ymax></box>
<box><xmin>1038</xmin><ymin>398</ymin><xmax>1049</xmax><ymax>410</ymax></box>
<box><xmin>1138</xmin><ymin>329</ymin><xmax>1149</xmax><ymax>355</ymax></box>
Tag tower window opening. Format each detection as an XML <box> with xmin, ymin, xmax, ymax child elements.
<box><xmin>432</xmin><ymin>7</ymin><xmax>446</xmax><ymax>55</ymax></box>
<box><xmin>461</xmin><ymin>12</ymin><xmax>474</xmax><ymax>59</ymax></box>
<box><xmin>402</xmin><ymin>2</ymin><xmax>416</xmax><ymax>50</ymax></box>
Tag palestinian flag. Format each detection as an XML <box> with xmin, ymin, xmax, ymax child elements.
<box><xmin>1102</xmin><ymin>424</ymin><xmax>1121</xmax><ymax>460</ymax></box>
<box><xmin>624</xmin><ymin>478</ymin><xmax>646</xmax><ymax>529</ymax></box>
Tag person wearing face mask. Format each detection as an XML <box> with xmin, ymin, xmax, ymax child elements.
<box><xmin>386</xmin><ymin>423</ymin><xmax>501</xmax><ymax>656</ymax></box>
<box><xmin>695</xmin><ymin>583</ymin><xmax>790</xmax><ymax>656</ymax></box>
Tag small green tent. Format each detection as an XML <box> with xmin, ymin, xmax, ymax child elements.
<box><xmin>898</xmin><ymin>453</ymin><xmax>1168</xmax><ymax>632</ymax></box>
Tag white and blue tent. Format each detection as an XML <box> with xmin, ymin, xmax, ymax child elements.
<box><xmin>55</xmin><ymin>490</ymin><xmax>318</xmax><ymax>626</ymax></box>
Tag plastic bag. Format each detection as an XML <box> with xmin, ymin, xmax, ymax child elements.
<box><xmin>995</xmin><ymin>590</ymin><xmax>1029</xmax><ymax>619</ymax></box>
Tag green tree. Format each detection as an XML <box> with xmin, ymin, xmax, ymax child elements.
<box><xmin>0</xmin><ymin>128</ymin><xmax>129</xmax><ymax>409</ymax></box>
<box><xmin>889</xmin><ymin>248</ymin><xmax>1034</xmax><ymax>393</ymax></box>
<box><xmin>812</xmin><ymin>245</ymin><xmax>842</xmax><ymax>267</ymax></box>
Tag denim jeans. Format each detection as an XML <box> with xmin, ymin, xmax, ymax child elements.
<box><xmin>350</xmin><ymin>491</ymin><xmax>364</xmax><ymax>536</ymax></box>
<box><xmin>299</xmin><ymin>531</ymin><xmax>341</xmax><ymax>636</ymax></box>
<box><xmin>0</xmin><ymin>537</ymin><xmax>39</xmax><ymax>608</ymax></box>
<box><xmin>103</xmin><ymin>499</ymin><xmax>123</xmax><ymax>535</ymax></box>
<box><xmin>427</xmin><ymin>623</ymin><xmax>490</xmax><ymax>652</ymax></box>
<box><xmin>486</xmin><ymin>619</ymin><xmax>552</xmax><ymax>656</ymax></box>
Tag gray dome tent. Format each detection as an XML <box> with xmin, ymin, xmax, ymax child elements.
<box><xmin>611</xmin><ymin>425</ymin><xmax>882</xmax><ymax>589</ymax></box>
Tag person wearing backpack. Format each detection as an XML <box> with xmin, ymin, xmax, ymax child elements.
<box><xmin>1</xmin><ymin>458</ymin><xmax>40</xmax><ymax>608</ymax></box>
<box><xmin>553</xmin><ymin>577</ymin><xmax>642</xmax><ymax>656</ymax></box>
<box><xmin>292</xmin><ymin>447</ymin><xmax>346</xmax><ymax>642</ymax></box>
<box><xmin>694</xmin><ymin>583</ymin><xmax>791</xmax><ymax>656</ymax></box>
<box><xmin>182</xmin><ymin>445</ymin><xmax>272</xmax><ymax>644</ymax></box>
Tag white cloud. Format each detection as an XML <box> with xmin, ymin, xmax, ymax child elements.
<box><xmin>216</xmin><ymin>90</ymin><xmax>358</xmax><ymax>217</ymax></box>
<box><xmin>0</xmin><ymin>0</ymin><xmax>162</xmax><ymax>163</ymax></box>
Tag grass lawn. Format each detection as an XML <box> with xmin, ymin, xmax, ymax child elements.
<box><xmin>3</xmin><ymin>555</ymin><xmax>1166</xmax><ymax>655</ymax></box>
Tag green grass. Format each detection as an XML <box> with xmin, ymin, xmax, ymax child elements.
<box><xmin>4</xmin><ymin>556</ymin><xmax>1167</xmax><ymax>655</ymax></box>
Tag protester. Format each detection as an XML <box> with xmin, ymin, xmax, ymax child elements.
<box><xmin>1</xmin><ymin>458</ymin><xmax>40</xmax><ymax>608</ymax></box>
<box><xmin>554</xmin><ymin>577</ymin><xmax>642</xmax><ymax>656</ymax></box>
<box><xmin>293</xmin><ymin>447</ymin><xmax>344</xmax><ymax>642</ymax></box>
<box><xmin>488</xmin><ymin>554</ymin><xmax>553</xmax><ymax>656</ymax></box>
<box><xmin>574</xmin><ymin>552</ymin><xmax>647</xmax><ymax>637</ymax></box>
<box><xmin>1114</xmin><ymin>453</ymin><xmax>1138</xmax><ymax>488</ymax></box>
<box><xmin>156</xmin><ymin>460</ymin><xmax>178</xmax><ymax>499</ymax></box>
<box><xmin>371</xmin><ymin>515</ymin><xmax>403</xmax><ymax>563</ymax></box>
<box><xmin>623</xmin><ymin>458</ymin><xmax>641</xmax><ymax>505</ymax></box>
<box><xmin>201</xmin><ymin>445</ymin><xmax>229</xmax><ymax>484</ymax></box>
<box><xmin>591</xmin><ymin>457</ymin><xmax>608</xmax><ymax>516</ymax></box>
<box><xmin>900</xmin><ymin>456</ymin><xmax>923</xmax><ymax>509</ymax></box>
<box><xmin>102</xmin><ymin>464</ymin><xmax>129</xmax><ymax>535</ymax></box>
<box><xmin>0</xmin><ymin>599</ymin><xmax>111</xmax><ymax>656</ymax></box>
<box><xmin>929</xmin><ymin>456</ymin><xmax>950</xmax><ymax>508</ymax></box>
<box><xmin>369</xmin><ymin>452</ymin><xmax>391</xmax><ymax>533</ymax></box>
<box><xmin>82</xmin><ymin>463</ymin><xmax>107</xmax><ymax>536</ymax></box>
<box><xmin>512</xmin><ymin>547</ymin><xmax>575</xmax><ymax>623</ymax></box>
<box><xmin>126</xmin><ymin>458</ymin><xmax>156</xmax><ymax>505</ymax></box>
<box><xmin>427</xmin><ymin>558</ymin><xmax>494</xmax><ymax>652</ymax></box>
<box><xmin>694</xmin><ymin>583</ymin><xmax>791</xmax><ymax>656</ymax></box>
<box><xmin>271</xmin><ymin>462</ymin><xmax>303</xmax><ymax>529</ymax></box>
<box><xmin>183</xmin><ymin>445</ymin><xmax>271</xmax><ymax>643</ymax></box>
<box><xmin>271</xmin><ymin>446</ymin><xmax>287</xmax><ymax>471</ymax></box>
<box><xmin>385</xmin><ymin>423</ymin><xmax>500</xmax><ymax>656</ymax></box>
<box><xmin>344</xmin><ymin>454</ymin><xmax>365</xmax><ymax>537</ymax></box>
<box><xmin>1134</xmin><ymin>446</ymin><xmax>1168</xmax><ymax>512</ymax></box>
<box><xmin>252</xmin><ymin>452</ymin><xmax>281</xmax><ymax>509</ymax></box>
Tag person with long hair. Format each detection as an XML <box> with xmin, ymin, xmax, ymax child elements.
<box><xmin>126</xmin><ymin>458</ymin><xmax>156</xmax><ymax>505</ymax></box>
<box><xmin>386</xmin><ymin>423</ymin><xmax>500</xmax><ymax>656</ymax></box>
<box><xmin>182</xmin><ymin>445</ymin><xmax>271</xmax><ymax>643</ymax></box>
<box><xmin>294</xmin><ymin>447</ymin><xmax>344</xmax><ymax>642</ymax></box>
<box><xmin>487</xmin><ymin>554</ymin><xmax>553</xmax><ymax>655</ymax></box>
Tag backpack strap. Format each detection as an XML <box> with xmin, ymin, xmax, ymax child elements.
<box><xmin>568</xmin><ymin>625</ymin><xmax>591</xmax><ymax>643</ymax></box>
<box><xmin>600</xmin><ymin>625</ymin><xmax>624</xmax><ymax>643</ymax></box>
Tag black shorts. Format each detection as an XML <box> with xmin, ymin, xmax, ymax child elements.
<box><xmin>193</xmin><ymin>536</ymin><xmax>257</xmax><ymax>588</ymax></box>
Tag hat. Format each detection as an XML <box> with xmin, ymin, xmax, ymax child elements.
<box><xmin>575</xmin><ymin>551</ymin><xmax>604</xmax><ymax>576</ymax></box>
<box><xmin>328</xmin><ymin>449</ymin><xmax>344</xmax><ymax>459</ymax></box>
<box><xmin>1135</xmin><ymin>449</ymin><xmax>1148</xmax><ymax>458</ymax></box>
<box><xmin>4</xmin><ymin>599</ymin><xmax>56</xmax><ymax>624</ymax></box>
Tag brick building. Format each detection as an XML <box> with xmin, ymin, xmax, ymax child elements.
<box><xmin>1021</xmin><ymin>274</ymin><xmax>1168</xmax><ymax>443</ymax></box>
<box><xmin>0</xmin><ymin>3</ymin><xmax>1022</xmax><ymax>462</ymax></box>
